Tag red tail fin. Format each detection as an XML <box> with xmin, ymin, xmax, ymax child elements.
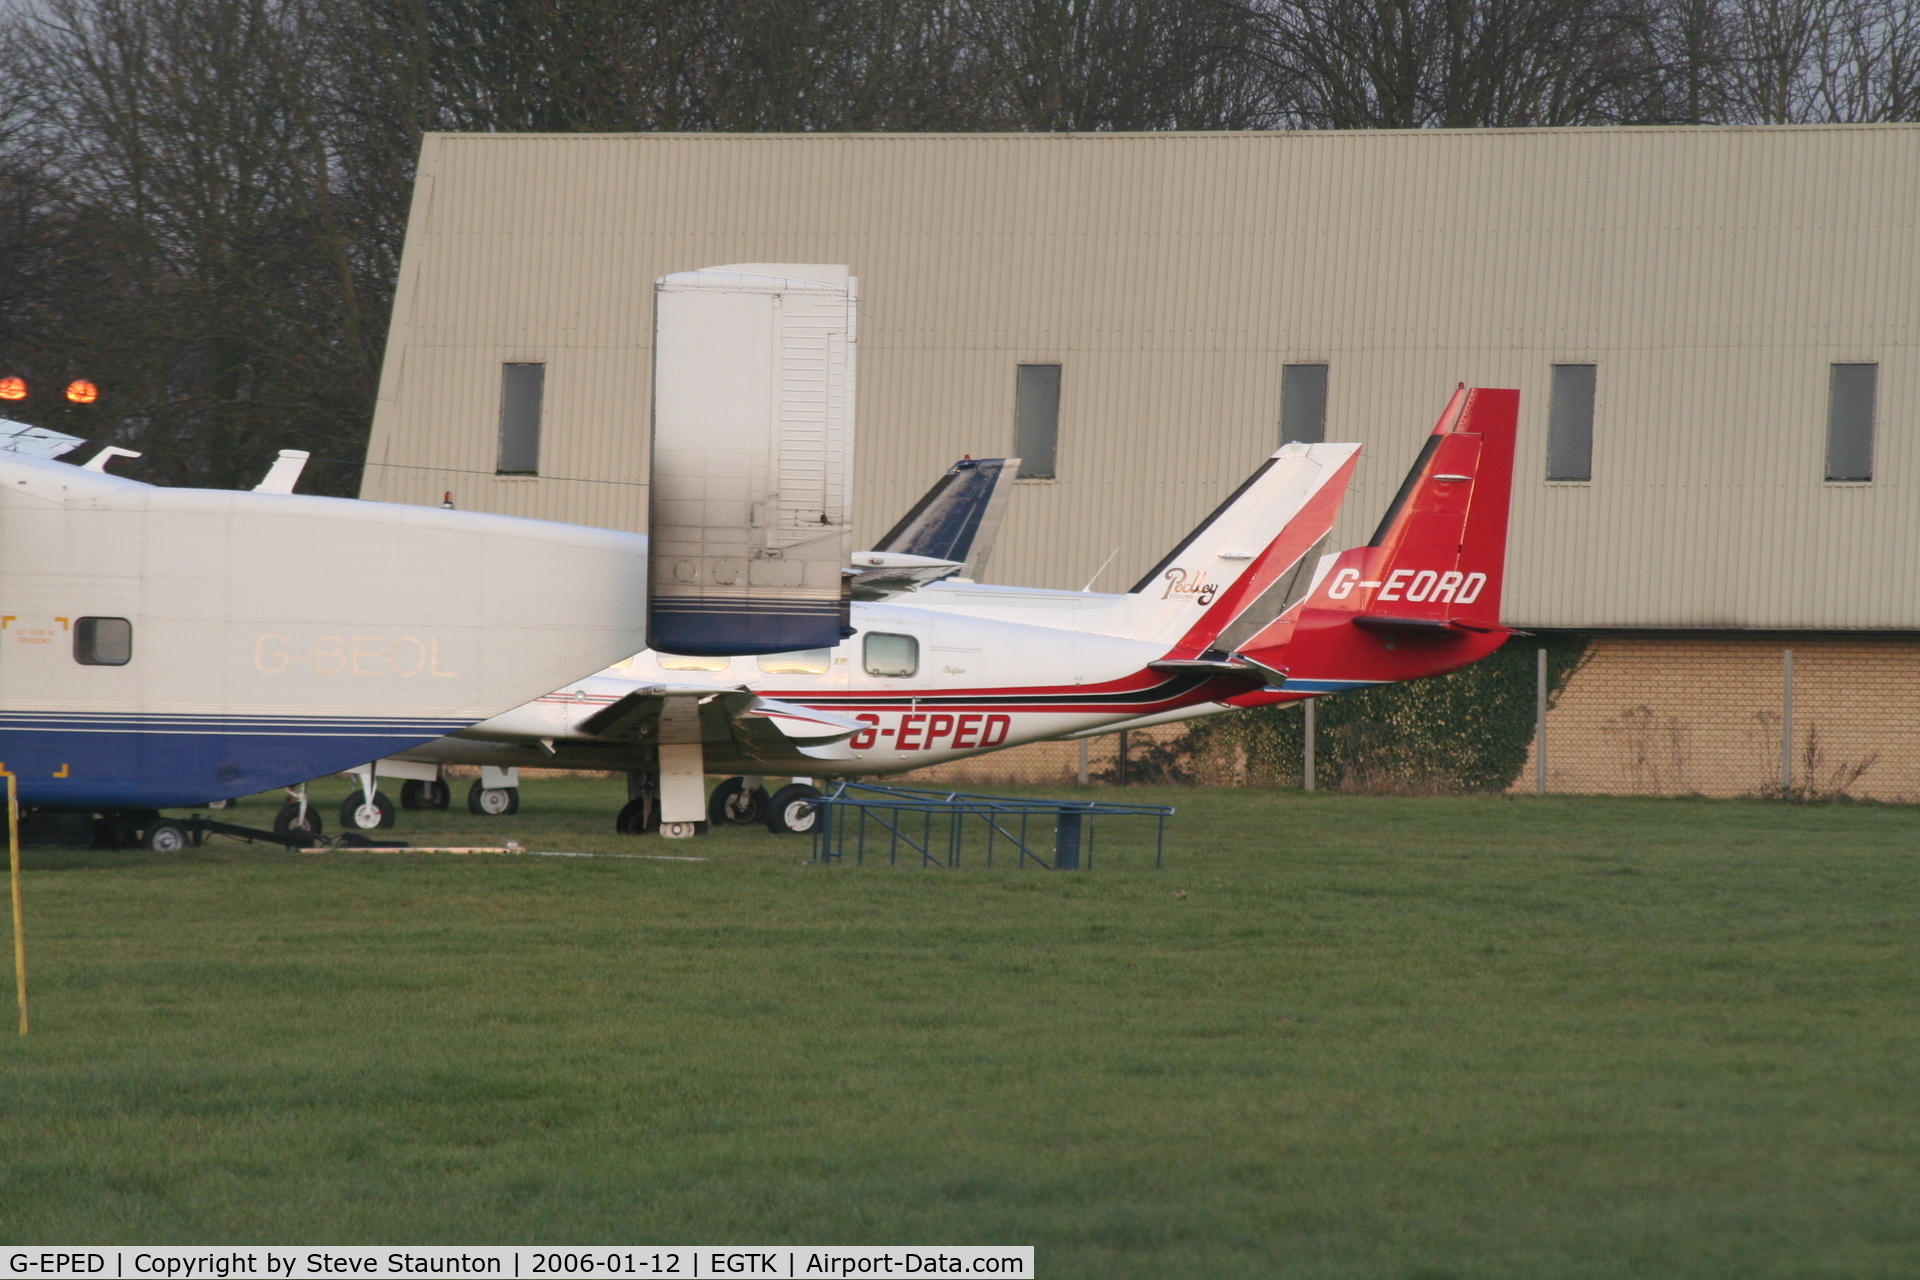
<box><xmin>1235</xmin><ymin>386</ymin><xmax>1517</xmax><ymax>690</ymax></box>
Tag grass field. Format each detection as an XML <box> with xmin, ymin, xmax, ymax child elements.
<box><xmin>2</xmin><ymin>778</ymin><xmax>1917</xmax><ymax>1277</ymax></box>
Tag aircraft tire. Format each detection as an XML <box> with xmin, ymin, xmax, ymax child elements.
<box><xmin>707</xmin><ymin>777</ymin><xmax>770</xmax><ymax>826</ymax></box>
<box><xmin>468</xmin><ymin>782</ymin><xmax>519</xmax><ymax>816</ymax></box>
<box><xmin>401</xmin><ymin>779</ymin><xmax>452</xmax><ymax>810</ymax></box>
<box><xmin>273</xmin><ymin>801</ymin><xmax>325</xmax><ymax>843</ymax></box>
<box><xmin>615</xmin><ymin>796</ymin><xmax>659</xmax><ymax>835</ymax></box>
<box><xmin>144</xmin><ymin>821</ymin><xmax>189</xmax><ymax>853</ymax></box>
<box><xmin>659</xmin><ymin>820</ymin><xmax>707</xmax><ymax>839</ymax></box>
<box><xmin>340</xmin><ymin>791</ymin><xmax>397</xmax><ymax>830</ymax></box>
<box><xmin>765</xmin><ymin>783</ymin><xmax>823</xmax><ymax>835</ymax></box>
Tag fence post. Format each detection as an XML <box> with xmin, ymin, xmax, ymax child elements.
<box><xmin>1076</xmin><ymin>739</ymin><xmax>1089</xmax><ymax>788</ymax></box>
<box><xmin>7</xmin><ymin>770</ymin><xmax>25</xmax><ymax>1036</ymax></box>
<box><xmin>1781</xmin><ymin>648</ymin><xmax>1794</xmax><ymax>792</ymax></box>
<box><xmin>1536</xmin><ymin>647</ymin><xmax>1548</xmax><ymax>796</ymax></box>
<box><xmin>1303</xmin><ymin>699</ymin><xmax>1316</xmax><ymax>792</ymax></box>
<box><xmin>1117</xmin><ymin>730</ymin><xmax>1129</xmax><ymax>786</ymax></box>
<box><xmin>1054</xmin><ymin>809</ymin><xmax>1083</xmax><ymax>870</ymax></box>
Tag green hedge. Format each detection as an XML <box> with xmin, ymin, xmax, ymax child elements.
<box><xmin>1147</xmin><ymin>635</ymin><xmax>1590</xmax><ymax>793</ymax></box>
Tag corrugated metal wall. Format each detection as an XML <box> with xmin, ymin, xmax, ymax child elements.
<box><xmin>364</xmin><ymin>127</ymin><xmax>1920</xmax><ymax>629</ymax></box>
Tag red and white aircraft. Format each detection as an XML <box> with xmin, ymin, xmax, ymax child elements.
<box><xmin>387</xmin><ymin>385</ymin><xmax>1517</xmax><ymax>837</ymax></box>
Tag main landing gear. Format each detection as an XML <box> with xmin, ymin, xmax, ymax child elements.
<box><xmin>765</xmin><ymin>782</ymin><xmax>823</xmax><ymax>835</ymax></box>
<box><xmin>708</xmin><ymin>776</ymin><xmax>771</xmax><ymax>827</ymax></box>
<box><xmin>611</xmin><ymin>775</ymin><xmax>822</xmax><ymax>837</ymax></box>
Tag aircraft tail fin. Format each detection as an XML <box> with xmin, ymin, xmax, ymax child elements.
<box><xmin>1126</xmin><ymin>442</ymin><xmax>1361</xmax><ymax>656</ymax></box>
<box><xmin>871</xmin><ymin>456</ymin><xmax>1019</xmax><ymax>581</ymax></box>
<box><xmin>1235</xmin><ymin>386</ymin><xmax>1518</xmax><ymax>689</ymax></box>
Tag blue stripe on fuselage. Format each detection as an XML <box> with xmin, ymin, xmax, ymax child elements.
<box><xmin>0</xmin><ymin>713</ymin><xmax>469</xmax><ymax>808</ymax></box>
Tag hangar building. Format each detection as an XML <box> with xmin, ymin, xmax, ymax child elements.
<box><xmin>363</xmin><ymin>127</ymin><xmax>1920</xmax><ymax>798</ymax></box>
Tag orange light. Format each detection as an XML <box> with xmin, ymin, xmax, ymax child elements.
<box><xmin>65</xmin><ymin>380</ymin><xmax>98</xmax><ymax>404</ymax></box>
<box><xmin>0</xmin><ymin>377</ymin><xmax>25</xmax><ymax>401</ymax></box>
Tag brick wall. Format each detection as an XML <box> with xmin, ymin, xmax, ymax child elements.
<box><xmin>1517</xmin><ymin>633</ymin><xmax>1920</xmax><ymax>800</ymax></box>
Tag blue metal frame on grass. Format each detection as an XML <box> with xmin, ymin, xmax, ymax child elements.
<box><xmin>810</xmin><ymin>781</ymin><xmax>1172</xmax><ymax>870</ymax></box>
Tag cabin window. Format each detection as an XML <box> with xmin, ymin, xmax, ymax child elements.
<box><xmin>757</xmin><ymin>648</ymin><xmax>832</xmax><ymax>675</ymax></box>
<box><xmin>1280</xmin><ymin>363</ymin><xmax>1329</xmax><ymax>445</ymax></box>
<box><xmin>657</xmin><ymin>651</ymin><xmax>728</xmax><ymax>672</ymax></box>
<box><xmin>497</xmin><ymin>362</ymin><xmax>545</xmax><ymax>475</ymax></box>
<box><xmin>1547</xmin><ymin>364</ymin><xmax>1596</xmax><ymax>482</ymax></box>
<box><xmin>74</xmin><ymin>616</ymin><xmax>132</xmax><ymax>666</ymax></box>
<box><xmin>1827</xmin><ymin>363</ymin><xmax>1876</xmax><ymax>482</ymax></box>
<box><xmin>1014</xmin><ymin>364</ymin><xmax>1060</xmax><ymax>478</ymax></box>
<box><xmin>863</xmin><ymin>633</ymin><xmax>918</xmax><ymax>678</ymax></box>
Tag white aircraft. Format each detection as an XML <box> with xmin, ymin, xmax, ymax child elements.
<box><xmin>0</xmin><ymin>267</ymin><xmax>865</xmax><ymax>850</ymax></box>
<box><xmin>365</xmin><ymin>385</ymin><xmax>1517</xmax><ymax>839</ymax></box>
<box><xmin>0</xmin><ymin>445</ymin><xmax>654</xmax><ymax>848</ymax></box>
<box><xmin>332</xmin><ymin>453</ymin><xmax>1022</xmax><ymax>833</ymax></box>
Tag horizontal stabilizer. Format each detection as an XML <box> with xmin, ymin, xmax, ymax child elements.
<box><xmin>846</xmin><ymin>551</ymin><xmax>966</xmax><ymax>601</ymax></box>
<box><xmin>0</xmin><ymin>418</ymin><xmax>84</xmax><ymax>460</ymax></box>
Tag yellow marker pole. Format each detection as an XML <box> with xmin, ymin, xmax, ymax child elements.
<box><xmin>6</xmin><ymin>770</ymin><xmax>25</xmax><ymax>1035</ymax></box>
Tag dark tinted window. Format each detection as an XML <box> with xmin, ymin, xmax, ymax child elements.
<box><xmin>498</xmin><ymin>362</ymin><xmax>545</xmax><ymax>475</ymax></box>
<box><xmin>1014</xmin><ymin>365</ymin><xmax>1060</xmax><ymax>478</ymax></box>
<box><xmin>1547</xmin><ymin>364</ymin><xmax>1596</xmax><ymax>482</ymax></box>
<box><xmin>1280</xmin><ymin>363</ymin><xmax>1329</xmax><ymax>445</ymax></box>
<box><xmin>74</xmin><ymin>616</ymin><xmax>132</xmax><ymax>665</ymax></box>
<box><xmin>1827</xmin><ymin>363</ymin><xmax>1876</xmax><ymax>482</ymax></box>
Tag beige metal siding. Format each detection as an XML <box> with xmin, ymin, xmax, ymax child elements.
<box><xmin>365</xmin><ymin>127</ymin><xmax>1920</xmax><ymax>629</ymax></box>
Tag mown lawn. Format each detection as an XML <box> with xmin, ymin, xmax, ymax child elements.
<box><xmin>1</xmin><ymin>779</ymin><xmax>1916</xmax><ymax>1278</ymax></box>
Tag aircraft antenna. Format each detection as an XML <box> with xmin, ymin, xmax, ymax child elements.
<box><xmin>1082</xmin><ymin>546</ymin><xmax>1122</xmax><ymax>592</ymax></box>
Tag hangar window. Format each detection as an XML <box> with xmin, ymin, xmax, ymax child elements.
<box><xmin>1827</xmin><ymin>363</ymin><xmax>1876</xmax><ymax>482</ymax></box>
<box><xmin>1014</xmin><ymin>364</ymin><xmax>1060</xmax><ymax>479</ymax></box>
<box><xmin>757</xmin><ymin>648</ymin><xmax>832</xmax><ymax>675</ymax></box>
<box><xmin>863</xmin><ymin>633</ymin><xmax>918</xmax><ymax>678</ymax></box>
<box><xmin>1280</xmin><ymin>364</ymin><xmax>1329</xmax><ymax>445</ymax></box>
<box><xmin>74</xmin><ymin>616</ymin><xmax>132</xmax><ymax>666</ymax></box>
<box><xmin>1547</xmin><ymin>364</ymin><xmax>1596</xmax><ymax>482</ymax></box>
<box><xmin>497</xmin><ymin>362</ymin><xmax>545</xmax><ymax>475</ymax></box>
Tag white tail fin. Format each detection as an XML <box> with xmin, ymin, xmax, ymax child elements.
<box><xmin>1125</xmin><ymin>442</ymin><xmax>1359</xmax><ymax>655</ymax></box>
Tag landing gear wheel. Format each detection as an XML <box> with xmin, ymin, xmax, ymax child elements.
<box><xmin>400</xmin><ymin>779</ymin><xmax>451</xmax><ymax>810</ymax></box>
<box><xmin>468</xmin><ymin>781</ymin><xmax>519</xmax><ymax>816</ymax></box>
<box><xmin>659</xmin><ymin>820</ymin><xmax>707</xmax><ymax>840</ymax></box>
<box><xmin>765</xmin><ymin>783</ymin><xmax>824</xmax><ymax>835</ymax></box>
<box><xmin>708</xmin><ymin>777</ymin><xmax>770</xmax><ymax>826</ymax></box>
<box><xmin>144</xmin><ymin>821</ymin><xmax>189</xmax><ymax>853</ymax></box>
<box><xmin>615</xmin><ymin>795</ymin><xmax>659</xmax><ymax>834</ymax></box>
<box><xmin>340</xmin><ymin>791</ymin><xmax>397</xmax><ymax>830</ymax></box>
<box><xmin>273</xmin><ymin>802</ymin><xmax>325</xmax><ymax>843</ymax></box>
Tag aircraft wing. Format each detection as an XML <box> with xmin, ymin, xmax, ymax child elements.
<box><xmin>577</xmin><ymin>684</ymin><xmax>864</xmax><ymax>762</ymax></box>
